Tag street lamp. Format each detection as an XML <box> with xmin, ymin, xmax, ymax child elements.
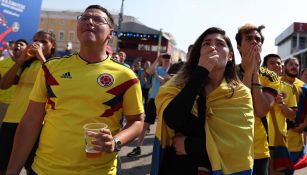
<box><xmin>116</xmin><ymin>0</ymin><xmax>124</xmax><ymax>52</ymax></box>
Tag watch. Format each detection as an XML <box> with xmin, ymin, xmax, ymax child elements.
<box><xmin>113</xmin><ymin>137</ymin><xmax>122</xmax><ymax>152</ymax></box>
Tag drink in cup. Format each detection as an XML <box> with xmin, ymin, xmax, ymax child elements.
<box><xmin>83</xmin><ymin>123</ymin><xmax>108</xmax><ymax>159</ymax></box>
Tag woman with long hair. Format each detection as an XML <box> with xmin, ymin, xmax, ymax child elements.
<box><xmin>152</xmin><ymin>27</ymin><xmax>254</xmax><ymax>175</ymax></box>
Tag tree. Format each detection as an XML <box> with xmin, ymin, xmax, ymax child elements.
<box><xmin>164</xmin><ymin>32</ymin><xmax>177</xmax><ymax>46</ymax></box>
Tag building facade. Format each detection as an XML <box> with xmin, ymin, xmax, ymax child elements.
<box><xmin>39</xmin><ymin>9</ymin><xmax>185</xmax><ymax>64</ymax></box>
<box><xmin>275</xmin><ymin>22</ymin><xmax>307</xmax><ymax>69</ymax></box>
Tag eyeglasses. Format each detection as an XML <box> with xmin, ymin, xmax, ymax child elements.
<box><xmin>77</xmin><ymin>15</ymin><xmax>109</xmax><ymax>26</ymax></box>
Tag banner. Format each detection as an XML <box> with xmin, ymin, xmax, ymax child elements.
<box><xmin>0</xmin><ymin>0</ymin><xmax>42</xmax><ymax>50</ymax></box>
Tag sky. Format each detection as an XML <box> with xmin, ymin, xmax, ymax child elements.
<box><xmin>42</xmin><ymin>0</ymin><xmax>307</xmax><ymax>63</ymax></box>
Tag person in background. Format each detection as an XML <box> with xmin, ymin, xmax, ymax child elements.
<box><xmin>166</xmin><ymin>44</ymin><xmax>193</xmax><ymax>80</ymax></box>
<box><xmin>166</xmin><ymin>58</ymin><xmax>183</xmax><ymax>77</ymax></box>
<box><xmin>6</xmin><ymin>5</ymin><xmax>144</xmax><ymax>175</ymax></box>
<box><xmin>112</xmin><ymin>52</ymin><xmax>120</xmax><ymax>61</ymax></box>
<box><xmin>1</xmin><ymin>41</ymin><xmax>15</xmax><ymax>59</ymax></box>
<box><xmin>135</xmin><ymin>61</ymin><xmax>152</xmax><ymax>116</ymax></box>
<box><xmin>133</xmin><ymin>61</ymin><xmax>142</xmax><ymax>75</ymax></box>
<box><xmin>152</xmin><ymin>27</ymin><xmax>254</xmax><ymax>175</ymax></box>
<box><xmin>282</xmin><ymin>57</ymin><xmax>307</xmax><ymax>165</ymax></box>
<box><xmin>235</xmin><ymin>23</ymin><xmax>279</xmax><ymax>175</ymax></box>
<box><xmin>0</xmin><ymin>39</ymin><xmax>28</xmax><ymax>126</ymax></box>
<box><xmin>0</xmin><ymin>31</ymin><xmax>56</xmax><ymax>175</ymax></box>
<box><xmin>262</xmin><ymin>53</ymin><xmax>297</xmax><ymax>174</ymax></box>
<box><xmin>127</xmin><ymin>53</ymin><xmax>171</xmax><ymax>157</ymax></box>
<box><xmin>56</xmin><ymin>41</ymin><xmax>73</xmax><ymax>57</ymax></box>
<box><xmin>118</xmin><ymin>51</ymin><xmax>130</xmax><ymax>68</ymax></box>
<box><xmin>300</xmin><ymin>68</ymin><xmax>307</xmax><ymax>84</ymax></box>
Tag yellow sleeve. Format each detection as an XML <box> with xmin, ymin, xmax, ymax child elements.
<box><xmin>29</xmin><ymin>66</ymin><xmax>48</xmax><ymax>103</ymax></box>
<box><xmin>286</xmin><ymin>88</ymin><xmax>297</xmax><ymax>108</ymax></box>
<box><xmin>123</xmin><ymin>77</ymin><xmax>144</xmax><ymax>116</ymax></box>
<box><xmin>259</xmin><ymin>67</ymin><xmax>279</xmax><ymax>96</ymax></box>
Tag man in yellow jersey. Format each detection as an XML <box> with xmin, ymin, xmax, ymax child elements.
<box><xmin>6</xmin><ymin>5</ymin><xmax>144</xmax><ymax>175</ymax></box>
<box><xmin>262</xmin><ymin>54</ymin><xmax>297</xmax><ymax>174</ymax></box>
<box><xmin>0</xmin><ymin>31</ymin><xmax>56</xmax><ymax>175</ymax></box>
<box><xmin>282</xmin><ymin>57</ymin><xmax>307</xmax><ymax>164</ymax></box>
<box><xmin>235</xmin><ymin>24</ymin><xmax>279</xmax><ymax>175</ymax></box>
<box><xmin>0</xmin><ymin>39</ymin><xmax>28</xmax><ymax>125</ymax></box>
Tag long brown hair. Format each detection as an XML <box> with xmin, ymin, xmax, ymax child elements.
<box><xmin>174</xmin><ymin>27</ymin><xmax>239</xmax><ymax>91</ymax></box>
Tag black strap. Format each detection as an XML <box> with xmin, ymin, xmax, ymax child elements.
<box><xmin>261</xmin><ymin>117</ymin><xmax>269</xmax><ymax>142</ymax></box>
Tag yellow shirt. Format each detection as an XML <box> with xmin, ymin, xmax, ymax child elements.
<box><xmin>0</xmin><ymin>57</ymin><xmax>16</xmax><ymax>104</ymax></box>
<box><xmin>267</xmin><ymin>80</ymin><xmax>297</xmax><ymax>147</ymax></box>
<box><xmin>30</xmin><ymin>54</ymin><xmax>144</xmax><ymax>175</ymax></box>
<box><xmin>282</xmin><ymin>77</ymin><xmax>306</xmax><ymax>152</ymax></box>
<box><xmin>3</xmin><ymin>60</ymin><xmax>41</xmax><ymax>123</ymax></box>
<box><xmin>254</xmin><ymin>67</ymin><xmax>280</xmax><ymax>159</ymax></box>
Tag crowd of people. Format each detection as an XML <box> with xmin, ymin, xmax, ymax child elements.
<box><xmin>0</xmin><ymin>4</ymin><xmax>307</xmax><ymax>175</ymax></box>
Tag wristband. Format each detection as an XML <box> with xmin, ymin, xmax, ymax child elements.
<box><xmin>252</xmin><ymin>83</ymin><xmax>263</xmax><ymax>89</ymax></box>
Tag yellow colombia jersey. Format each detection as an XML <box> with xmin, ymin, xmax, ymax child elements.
<box><xmin>267</xmin><ymin>80</ymin><xmax>297</xmax><ymax>147</ymax></box>
<box><xmin>3</xmin><ymin>60</ymin><xmax>41</xmax><ymax>123</ymax></box>
<box><xmin>0</xmin><ymin>57</ymin><xmax>16</xmax><ymax>104</ymax></box>
<box><xmin>282</xmin><ymin>77</ymin><xmax>305</xmax><ymax>152</ymax></box>
<box><xmin>29</xmin><ymin>54</ymin><xmax>144</xmax><ymax>175</ymax></box>
<box><xmin>155</xmin><ymin>78</ymin><xmax>254</xmax><ymax>174</ymax></box>
<box><xmin>254</xmin><ymin>67</ymin><xmax>279</xmax><ymax>159</ymax></box>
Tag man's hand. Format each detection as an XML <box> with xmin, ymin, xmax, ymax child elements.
<box><xmin>89</xmin><ymin>128</ymin><xmax>115</xmax><ymax>153</ymax></box>
<box><xmin>275</xmin><ymin>93</ymin><xmax>285</xmax><ymax>105</ymax></box>
<box><xmin>293</xmin><ymin>124</ymin><xmax>306</xmax><ymax>133</ymax></box>
<box><xmin>241</xmin><ymin>44</ymin><xmax>261</xmax><ymax>74</ymax></box>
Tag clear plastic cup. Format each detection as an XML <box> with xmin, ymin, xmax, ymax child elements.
<box><xmin>83</xmin><ymin>123</ymin><xmax>108</xmax><ymax>159</ymax></box>
<box><xmin>26</xmin><ymin>42</ymin><xmax>43</xmax><ymax>57</ymax></box>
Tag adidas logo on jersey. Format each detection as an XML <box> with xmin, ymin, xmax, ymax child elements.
<box><xmin>61</xmin><ymin>72</ymin><xmax>72</xmax><ymax>79</ymax></box>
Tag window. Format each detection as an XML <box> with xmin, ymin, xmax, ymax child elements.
<box><xmin>48</xmin><ymin>29</ymin><xmax>54</xmax><ymax>34</ymax></box>
<box><xmin>292</xmin><ymin>37</ymin><xmax>297</xmax><ymax>48</ymax></box>
<box><xmin>119</xmin><ymin>42</ymin><xmax>138</xmax><ymax>49</ymax></box>
<box><xmin>138</xmin><ymin>44</ymin><xmax>166</xmax><ymax>52</ymax></box>
<box><xmin>299</xmin><ymin>37</ymin><xmax>305</xmax><ymax>49</ymax></box>
<box><xmin>292</xmin><ymin>36</ymin><xmax>306</xmax><ymax>50</ymax></box>
<box><xmin>59</xmin><ymin>31</ymin><xmax>65</xmax><ymax>41</ymax></box>
<box><xmin>69</xmin><ymin>31</ymin><xmax>75</xmax><ymax>41</ymax></box>
<box><xmin>138</xmin><ymin>44</ymin><xmax>151</xmax><ymax>51</ymax></box>
<box><xmin>60</xmin><ymin>20</ymin><xmax>65</xmax><ymax>26</ymax></box>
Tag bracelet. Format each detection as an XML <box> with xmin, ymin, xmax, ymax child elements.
<box><xmin>252</xmin><ymin>83</ymin><xmax>263</xmax><ymax>89</ymax></box>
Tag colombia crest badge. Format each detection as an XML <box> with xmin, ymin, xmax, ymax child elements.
<box><xmin>97</xmin><ymin>73</ymin><xmax>114</xmax><ymax>87</ymax></box>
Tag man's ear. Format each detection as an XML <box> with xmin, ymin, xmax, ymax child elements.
<box><xmin>107</xmin><ymin>29</ymin><xmax>114</xmax><ymax>40</ymax></box>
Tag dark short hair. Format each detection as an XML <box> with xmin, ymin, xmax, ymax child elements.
<box><xmin>85</xmin><ymin>5</ymin><xmax>114</xmax><ymax>28</ymax></box>
<box><xmin>284</xmin><ymin>57</ymin><xmax>299</xmax><ymax>66</ymax></box>
<box><xmin>161</xmin><ymin>53</ymin><xmax>171</xmax><ymax>59</ymax></box>
<box><xmin>301</xmin><ymin>67</ymin><xmax>307</xmax><ymax>75</ymax></box>
<box><xmin>235</xmin><ymin>24</ymin><xmax>265</xmax><ymax>46</ymax></box>
<box><xmin>15</xmin><ymin>39</ymin><xmax>28</xmax><ymax>45</ymax></box>
<box><xmin>262</xmin><ymin>53</ymin><xmax>281</xmax><ymax>67</ymax></box>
